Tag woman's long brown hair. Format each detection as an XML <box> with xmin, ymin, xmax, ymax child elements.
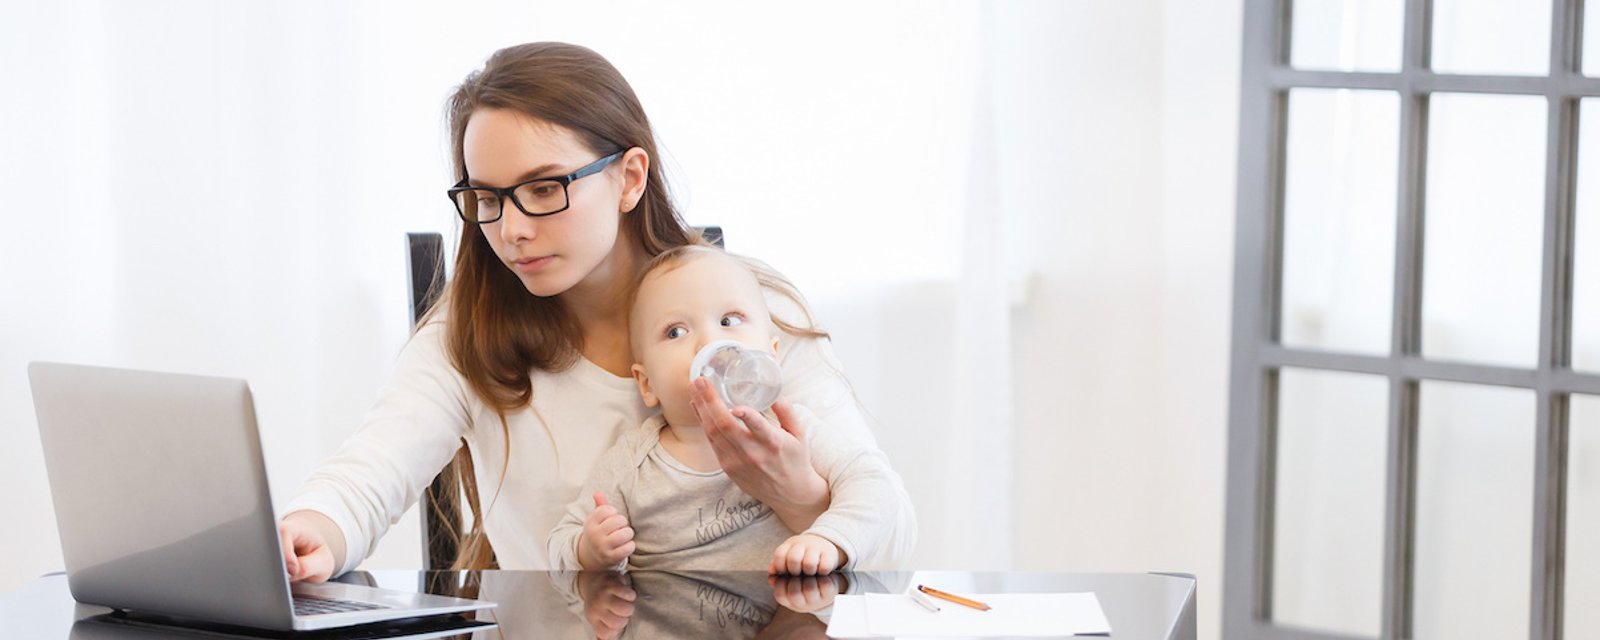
<box><xmin>434</xmin><ymin>43</ymin><xmax>696</xmax><ymax>570</ymax></box>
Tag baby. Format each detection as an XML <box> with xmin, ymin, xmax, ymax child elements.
<box><xmin>547</xmin><ymin>245</ymin><xmax>900</xmax><ymax>574</ymax></box>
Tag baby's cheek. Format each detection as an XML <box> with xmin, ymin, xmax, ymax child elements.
<box><xmin>652</xmin><ymin>377</ymin><xmax>694</xmax><ymax>415</ymax></box>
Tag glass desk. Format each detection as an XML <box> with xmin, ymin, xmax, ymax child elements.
<box><xmin>0</xmin><ymin>570</ymin><xmax>1196</xmax><ymax>639</ymax></box>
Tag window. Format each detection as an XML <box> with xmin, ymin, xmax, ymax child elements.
<box><xmin>1225</xmin><ymin>1</ymin><xmax>1600</xmax><ymax>638</ymax></box>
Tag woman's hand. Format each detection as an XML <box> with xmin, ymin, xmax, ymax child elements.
<box><xmin>578</xmin><ymin>493</ymin><xmax>635</xmax><ymax>569</ymax></box>
<box><xmin>577</xmin><ymin>570</ymin><xmax>636</xmax><ymax>640</ymax></box>
<box><xmin>690</xmin><ymin>381</ymin><xmax>829</xmax><ymax>531</ymax></box>
<box><xmin>279</xmin><ymin>510</ymin><xmax>341</xmax><ymax>583</ymax></box>
<box><xmin>770</xmin><ymin>534</ymin><xmax>844</xmax><ymax>576</ymax></box>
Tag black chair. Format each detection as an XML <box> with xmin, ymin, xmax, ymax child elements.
<box><xmin>405</xmin><ymin>232</ymin><xmax>461</xmax><ymax>573</ymax></box>
<box><xmin>406</xmin><ymin>227</ymin><xmax>723</xmax><ymax>571</ymax></box>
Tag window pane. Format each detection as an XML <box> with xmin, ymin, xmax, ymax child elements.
<box><xmin>1569</xmin><ymin>395</ymin><xmax>1600</xmax><ymax>639</ymax></box>
<box><xmin>1586</xmin><ymin>1</ymin><xmax>1600</xmax><ymax>76</ymax></box>
<box><xmin>1415</xmin><ymin>381</ymin><xmax>1533</xmax><ymax>640</ymax></box>
<box><xmin>1431</xmin><ymin>0</ymin><xmax>1552</xmax><ymax>76</ymax></box>
<box><xmin>1282</xmin><ymin>89</ymin><xmax>1399</xmax><ymax>355</ymax></box>
<box><xmin>1290</xmin><ymin>0</ymin><xmax>1403</xmax><ymax>72</ymax></box>
<box><xmin>1576</xmin><ymin>100</ymin><xmax>1600</xmax><ymax>372</ymax></box>
<box><xmin>1271</xmin><ymin>368</ymin><xmax>1387</xmax><ymax>637</ymax></box>
<box><xmin>1422</xmin><ymin>94</ymin><xmax>1546</xmax><ymax>368</ymax></box>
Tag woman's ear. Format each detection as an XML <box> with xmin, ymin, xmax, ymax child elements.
<box><xmin>769</xmin><ymin>335</ymin><xmax>780</xmax><ymax>357</ymax></box>
<box><xmin>618</xmin><ymin>147</ymin><xmax>649</xmax><ymax>213</ymax></box>
<box><xmin>631</xmin><ymin>363</ymin><xmax>659</xmax><ymax>408</ymax></box>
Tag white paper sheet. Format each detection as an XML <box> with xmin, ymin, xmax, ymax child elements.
<box><xmin>826</xmin><ymin>592</ymin><xmax>1111</xmax><ymax>638</ymax></box>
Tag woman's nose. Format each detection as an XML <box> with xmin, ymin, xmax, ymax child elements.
<box><xmin>498</xmin><ymin>206</ymin><xmax>537</xmax><ymax>243</ymax></box>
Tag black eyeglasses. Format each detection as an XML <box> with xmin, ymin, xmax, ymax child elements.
<box><xmin>447</xmin><ymin>150</ymin><xmax>625</xmax><ymax>224</ymax></box>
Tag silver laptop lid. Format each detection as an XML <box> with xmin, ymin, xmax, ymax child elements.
<box><xmin>29</xmin><ymin>362</ymin><xmax>294</xmax><ymax>630</ymax></box>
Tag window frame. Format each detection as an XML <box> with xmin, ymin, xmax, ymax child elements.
<box><xmin>1224</xmin><ymin>1</ymin><xmax>1600</xmax><ymax>639</ymax></box>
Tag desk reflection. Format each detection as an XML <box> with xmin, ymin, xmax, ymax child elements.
<box><xmin>24</xmin><ymin>571</ymin><xmax>1195</xmax><ymax>640</ymax></box>
<box><xmin>62</xmin><ymin>571</ymin><xmax>908</xmax><ymax>640</ymax></box>
<box><xmin>443</xmin><ymin>570</ymin><xmax>907</xmax><ymax>640</ymax></box>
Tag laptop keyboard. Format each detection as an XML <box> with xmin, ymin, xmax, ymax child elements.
<box><xmin>292</xmin><ymin>594</ymin><xmax>391</xmax><ymax>616</ymax></box>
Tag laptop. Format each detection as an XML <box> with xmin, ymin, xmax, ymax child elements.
<box><xmin>28</xmin><ymin>362</ymin><xmax>497</xmax><ymax>632</ymax></box>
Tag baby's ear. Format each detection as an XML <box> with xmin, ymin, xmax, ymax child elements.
<box><xmin>631</xmin><ymin>364</ymin><xmax>659</xmax><ymax>408</ymax></box>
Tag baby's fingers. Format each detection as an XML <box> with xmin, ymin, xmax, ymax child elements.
<box><xmin>772</xmin><ymin>539</ymin><xmax>808</xmax><ymax>575</ymax></box>
<box><xmin>597</xmin><ymin>512</ymin><xmax>632</xmax><ymax>535</ymax></box>
<box><xmin>602</xmin><ymin>525</ymin><xmax>636</xmax><ymax>547</ymax></box>
<box><xmin>799</xmin><ymin>546</ymin><xmax>823</xmax><ymax>575</ymax></box>
<box><xmin>586</xmin><ymin>503</ymin><xmax>626</xmax><ymax>529</ymax></box>
<box><xmin>769</xmin><ymin>539</ymin><xmax>793</xmax><ymax>575</ymax></box>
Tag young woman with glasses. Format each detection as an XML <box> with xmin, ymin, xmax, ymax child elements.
<box><xmin>274</xmin><ymin>42</ymin><xmax>917</xmax><ymax>579</ymax></box>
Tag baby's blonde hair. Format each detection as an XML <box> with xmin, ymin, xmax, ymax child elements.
<box><xmin>627</xmin><ymin>245</ymin><xmax>830</xmax><ymax>355</ymax></box>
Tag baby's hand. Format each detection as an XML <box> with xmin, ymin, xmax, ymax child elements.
<box><xmin>769</xmin><ymin>533</ymin><xmax>843</xmax><ymax>575</ymax></box>
<box><xmin>577</xmin><ymin>571</ymin><xmax>636</xmax><ymax>640</ymax></box>
<box><xmin>578</xmin><ymin>493</ymin><xmax>635</xmax><ymax>569</ymax></box>
<box><xmin>769</xmin><ymin>573</ymin><xmax>847</xmax><ymax>613</ymax></box>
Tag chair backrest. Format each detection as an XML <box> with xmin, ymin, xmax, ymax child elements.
<box><xmin>405</xmin><ymin>227</ymin><xmax>724</xmax><ymax>571</ymax></box>
<box><xmin>404</xmin><ymin>232</ymin><xmax>461</xmax><ymax>572</ymax></box>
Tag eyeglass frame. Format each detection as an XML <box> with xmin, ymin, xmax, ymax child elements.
<box><xmin>446</xmin><ymin>150</ymin><xmax>627</xmax><ymax>224</ymax></box>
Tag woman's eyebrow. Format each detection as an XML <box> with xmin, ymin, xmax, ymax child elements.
<box><xmin>467</xmin><ymin>163</ymin><xmax>563</xmax><ymax>187</ymax></box>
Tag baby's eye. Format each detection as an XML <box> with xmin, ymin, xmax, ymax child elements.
<box><xmin>665</xmin><ymin>326</ymin><xmax>687</xmax><ymax>340</ymax></box>
<box><xmin>720</xmin><ymin>314</ymin><xmax>744</xmax><ymax>327</ymax></box>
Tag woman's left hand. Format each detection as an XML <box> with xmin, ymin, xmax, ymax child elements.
<box><xmin>690</xmin><ymin>379</ymin><xmax>829</xmax><ymax>531</ymax></box>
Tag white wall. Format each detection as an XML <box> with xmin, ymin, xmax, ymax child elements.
<box><xmin>994</xmin><ymin>1</ymin><xmax>1239</xmax><ymax>636</ymax></box>
<box><xmin>1</xmin><ymin>2</ymin><xmax>1243</xmax><ymax>639</ymax></box>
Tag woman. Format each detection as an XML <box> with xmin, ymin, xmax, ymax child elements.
<box><xmin>277</xmin><ymin>42</ymin><xmax>915</xmax><ymax>581</ymax></box>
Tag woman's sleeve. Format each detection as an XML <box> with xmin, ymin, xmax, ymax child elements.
<box><xmin>777</xmin><ymin>331</ymin><xmax>918</xmax><ymax>570</ymax></box>
<box><xmin>284</xmin><ymin>321</ymin><xmax>474</xmax><ymax>577</ymax></box>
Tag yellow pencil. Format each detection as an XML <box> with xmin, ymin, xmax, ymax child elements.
<box><xmin>917</xmin><ymin>584</ymin><xmax>991</xmax><ymax>611</ymax></box>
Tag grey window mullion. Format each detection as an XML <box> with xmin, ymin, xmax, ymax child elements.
<box><xmin>1383</xmin><ymin>0</ymin><xmax>1431</xmax><ymax>634</ymax></box>
<box><xmin>1553</xmin><ymin>370</ymin><xmax>1600</xmax><ymax>395</ymax></box>
<box><xmin>1223</xmin><ymin>0</ymin><xmax>1283</xmax><ymax>638</ymax></box>
<box><xmin>1255</xmin><ymin>351</ymin><xmax>1600</xmax><ymax>394</ymax></box>
<box><xmin>1395</xmin><ymin>0</ymin><xmax>1429</xmax><ymax>360</ymax></box>
<box><xmin>1268</xmin><ymin>68</ymin><xmax>1403</xmax><ymax>91</ymax></box>
<box><xmin>1383</xmin><ymin>93</ymin><xmax>1422</xmax><ymax>639</ymax></box>
<box><xmin>1383</xmin><ymin>378</ymin><xmax>1420</xmax><ymax>640</ymax></box>
<box><xmin>1533</xmin><ymin>393</ymin><xmax>1570</xmax><ymax>640</ymax></box>
<box><xmin>1259</xmin><ymin>346</ymin><xmax>1396</xmax><ymax>377</ymax></box>
<box><xmin>1555</xmin><ymin>73</ymin><xmax>1600</xmax><ymax>95</ymax></box>
<box><xmin>1269</xmin><ymin>70</ymin><xmax>1600</xmax><ymax>96</ymax></box>
<box><xmin>1260</xmin><ymin>346</ymin><xmax>1542</xmax><ymax>387</ymax></box>
<box><xmin>1420</xmin><ymin>73</ymin><xmax>1555</xmax><ymax>95</ymax></box>
<box><xmin>1532</xmin><ymin>2</ymin><xmax>1582</xmax><ymax>638</ymax></box>
<box><xmin>1269</xmin><ymin>70</ymin><xmax>1600</xmax><ymax>97</ymax></box>
<box><xmin>1260</xmin><ymin>369</ymin><xmax>1281</xmax><ymax>627</ymax></box>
